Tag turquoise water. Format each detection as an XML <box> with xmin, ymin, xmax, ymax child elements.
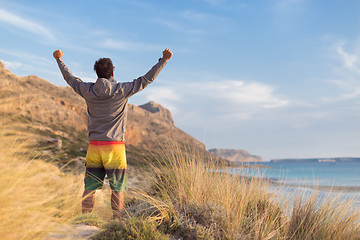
<box><xmin>223</xmin><ymin>161</ymin><xmax>360</xmax><ymax>207</ymax></box>
<box><xmin>224</xmin><ymin>161</ymin><xmax>360</xmax><ymax>187</ymax></box>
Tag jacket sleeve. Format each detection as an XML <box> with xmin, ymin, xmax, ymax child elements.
<box><xmin>120</xmin><ymin>58</ymin><xmax>167</xmax><ymax>98</ymax></box>
<box><xmin>56</xmin><ymin>58</ymin><xmax>88</xmax><ymax>97</ymax></box>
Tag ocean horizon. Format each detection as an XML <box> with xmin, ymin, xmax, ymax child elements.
<box><xmin>222</xmin><ymin>160</ymin><xmax>360</xmax><ymax>206</ymax></box>
<box><xmin>226</xmin><ymin>160</ymin><xmax>360</xmax><ymax>187</ymax></box>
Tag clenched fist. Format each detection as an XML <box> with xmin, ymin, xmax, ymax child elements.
<box><xmin>53</xmin><ymin>50</ymin><xmax>64</xmax><ymax>59</ymax></box>
<box><xmin>162</xmin><ymin>48</ymin><xmax>173</xmax><ymax>61</ymax></box>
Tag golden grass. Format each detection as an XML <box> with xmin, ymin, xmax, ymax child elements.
<box><xmin>1</xmin><ymin>119</ymin><xmax>359</xmax><ymax>240</ymax></box>
<box><xmin>0</xmin><ymin>128</ymin><xmax>83</xmax><ymax>240</ymax></box>
<box><xmin>286</xmin><ymin>191</ymin><xmax>360</xmax><ymax>240</ymax></box>
<box><xmin>128</xmin><ymin>144</ymin><xmax>360</xmax><ymax>240</ymax></box>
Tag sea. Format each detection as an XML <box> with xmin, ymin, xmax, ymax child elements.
<box><xmin>222</xmin><ymin>160</ymin><xmax>360</xmax><ymax>207</ymax></box>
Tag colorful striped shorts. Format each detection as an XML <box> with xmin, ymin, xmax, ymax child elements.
<box><xmin>84</xmin><ymin>141</ymin><xmax>127</xmax><ymax>192</ymax></box>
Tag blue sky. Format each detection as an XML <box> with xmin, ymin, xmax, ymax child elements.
<box><xmin>1</xmin><ymin>0</ymin><xmax>360</xmax><ymax>161</ymax></box>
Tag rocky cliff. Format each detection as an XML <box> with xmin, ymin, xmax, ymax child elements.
<box><xmin>209</xmin><ymin>148</ymin><xmax>262</xmax><ymax>162</ymax></box>
<box><xmin>139</xmin><ymin>101</ymin><xmax>173</xmax><ymax>125</ymax></box>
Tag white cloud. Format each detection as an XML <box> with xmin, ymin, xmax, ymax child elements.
<box><xmin>336</xmin><ymin>43</ymin><xmax>359</xmax><ymax>73</ymax></box>
<box><xmin>215</xmin><ymin>80</ymin><xmax>289</xmax><ymax>108</ymax></box>
<box><xmin>177</xmin><ymin>79</ymin><xmax>289</xmax><ymax>110</ymax></box>
<box><xmin>326</xmin><ymin>79</ymin><xmax>360</xmax><ymax>100</ymax></box>
<box><xmin>275</xmin><ymin>0</ymin><xmax>306</xmax><ymax>10</ymax></box>
<box><xmin>289</xmin><ymin>110</ymin><xmax>333</xmax><ymax>128</ymax></box>
<box><xmin>325</xmin><ymin>41</ymin><xmax>360</xmax><ymax>100</ymax></box>
<box><xmin>0</xmin><ymin>8</ymin><xmax>55</xmax><ymax>41</ymax></box>
<box><xmin>101</xmin><ymin>39</ymin><xmax>160</xmax><ymax>51</ymax></box>
<box><xmin>1</xmin><ymin>59</ymin><xmax>23</xmax><ymax>69</ymax></box>
<box><xmin>152</xmin><ymin>18</ymin><xmax>205</xmax><ymax>36</ymax></box>
<box><xmin>200</xmin><ymin>0</ymin><xmax>225</xmax><ymax>6</ymax></box>
<box><xmin>218</xmin><ymin>111</ymin><xmax>253</xmax><ymax>120</ymax></box>
<box><xmin>145</xmin><ymin>86</ymin><xmax>180</xmax><ymax>102</ymax></box>
<box><xmin>80</xmin><ymin>76</ymin><xmax>96</xmax><ymax>83</ymax></box>
<box><xmin>180</xmin><ymin>10</ymin><xmax>226</xmax><ymax>23</ymax></box>
<box><xmin>143</xmin><ymin>86</ymin><xmax>181</xmax><ymax>113</ymax></box>
<box><xmin>0</xmin><ymin>48</ymin><xmax>59</xmax><ymax>80</ymax></box>
<box><xmin>142</xmin><ymin>78</ymin><xmax>289</xmax><ymax>121</ymax></box>
<box><xmin>0</xmin><ymin>48</ymin><xmax>49</xmax><ymax>65</ymax></box>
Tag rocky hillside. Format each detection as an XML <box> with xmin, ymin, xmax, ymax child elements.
<box><xmin>0</xmin><ymin>61</ymin><xmax>205</xmax><ymax>163</ymax></box>
<box><xmin>209</xmin><ymin>148</ymin><xmax>262</xmax><ymax>162</ymax></box>
<box><xmin>139</xmin><ymin>101</ymin><xmax>173</xmax><ymax>124</ymax></box>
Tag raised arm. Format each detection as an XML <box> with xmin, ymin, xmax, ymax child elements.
<box><xmin>53</xmin><ymin>50</ymin><xmax>75</xmax><ymax>82</ymax></box>
<box><xmin>143</xmin><ymin>48</ymin><xmax>173</xmax><ymax>82</ymax></box>
<box><xmin>122</xmin><ymin>48</ymin><xmax>173</xmax><ymax>98</ymax></box>
<box><xmin>53</xmin><ymin>50</ymin><xmax>87</xmax><ymax>97</ymax></box>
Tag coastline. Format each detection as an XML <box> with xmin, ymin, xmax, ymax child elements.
<box><xmin>268</xmin><ymin>180</ymin><xmax>360</xmax><ymax>193</ymax></box>
<box><xmin>219</xmin><ymin>163</ymin><xmax>271</xmax><ymax>169</ymax></box>
<box><xmin>219</xmin><ymin>161</ymin><xmax>360</xmax><ymax>193</ymax></box>
<box><xmin>216</xmin><ymin>169</ymin><xmax>360</xmax><ymax>193</ymax></box>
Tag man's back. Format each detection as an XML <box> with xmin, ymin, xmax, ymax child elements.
<box><xmin>56</xmin><ymin>56</ymin><xmax>168</xmax><ymax>141</ymax></box>
<box><xmin>83</xmin><ymin>77</ymin><xmax>129</xmax><ymax>141</ymax></box>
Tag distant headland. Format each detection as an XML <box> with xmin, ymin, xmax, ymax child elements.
<box><xmin>270</xmin><ymin>157</ymin><xmax>360</xmax><ymax>163</ymax></box>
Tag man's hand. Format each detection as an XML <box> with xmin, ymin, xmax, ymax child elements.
<box><xmin>162</xmin><ymin>48</ymin><xmax>173</xmax><ymax>61</ymax></box>
<box><xmin>53</xmin><ymin>50</ymin><xmax>64</xmax><ymax>59</ymax></box>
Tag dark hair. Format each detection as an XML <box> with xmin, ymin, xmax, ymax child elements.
<box><xmin>93</xmin><ymin>58</ymin><xmax>114</xmax><ymax>79</ymax></box>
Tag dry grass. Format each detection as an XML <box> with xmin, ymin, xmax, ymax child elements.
<box><xmin>122</xmin><ymin>144</ymin><xmax>360</xmax><ymax>240</ymax></box>
<box><xmin>286</xmin><ymin>191</ymin><xmax>360</xmax><ymax>240</ymax></box>
<box><xmin>142</xmin><ymin>144</ymin><xmax>284</xmax><ymax>239</ymax></box>
<box><xmin>1</xmin><ymin>119</ymin><xmax>359</xmax><ymax>240</ymax></box>
<box><xmin>0</xmin><ymin>126</ymin><xmax>83</xmax><ymax>240</ymax></box>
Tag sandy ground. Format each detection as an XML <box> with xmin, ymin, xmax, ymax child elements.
<box><xmin>46</xmin><ymin>224</ymin><xmax>100</xmax><ymax>240</ymax></box>
<box><xmin>270</xmin><ymin>181</ymin><xmax>360</xmax><ymax>193</ymax></box>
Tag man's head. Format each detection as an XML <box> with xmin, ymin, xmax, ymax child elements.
<box><xmin>94</xmin><ymin>58</ymin><xmax>114</xmax><ymax>79</ymax></box>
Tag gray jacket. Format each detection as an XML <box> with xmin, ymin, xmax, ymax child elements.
<box><xmin>56</xmin><ymin>58</ymin><xmax>167</xmax><ymax>141</ymax></box>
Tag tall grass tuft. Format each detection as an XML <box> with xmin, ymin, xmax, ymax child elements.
<box><xmin>0</xmin><ymin>129</ymin><xmax>83</xmax><ymax>240</ymax></box>
<box><xmin>287</xmin><ymin>191</ymin><xmax>360</xmax><ymax>240</ymax></box>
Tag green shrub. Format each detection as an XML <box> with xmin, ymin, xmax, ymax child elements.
<box><xmin>72</xmin><ymin>213</ymin><xmax>104</xmax><ymax>228</ymax></box>
<box><xmin>92</xmin><ymin>217</ymin><xmax>169</xmax><ymax>240</ymax></box>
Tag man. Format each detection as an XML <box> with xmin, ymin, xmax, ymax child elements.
<box><xmin>53</xmin><ymin>48</ymin><xmax>173</xmax><ymax>219</ymax></box>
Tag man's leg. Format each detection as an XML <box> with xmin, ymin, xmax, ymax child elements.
<box><xmin>82</xmin><ymin>190</ymin><xmax>96</xmax><ymax>213</ymax></box>
<box><xmin>102</xmin><ymin>141</ymin><xmax>127</xmax><ymax>219</ymax></box>
<box><xmin>83</xmin><ymin>142</ymin><xmax>106</xmax><ymax>214</ymax></box>
<box><xmin>111</xmin><ymin>191</ymin><xmax>125</xmax><ymax>219</ymax></box>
